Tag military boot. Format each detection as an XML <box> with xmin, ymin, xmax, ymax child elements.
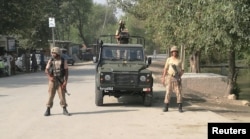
<box><xmin>178</xmin><ymin>103</ymin><xmax>183</xmax><ymax>113</ymax></box>
<box><xmin>163</xmin><ymin>103</ymin><xmax>169</xmax><ymax>112</ymax></box>
<box><xmin>63</xmin><ymin>107</ymin><xmax>71</xmax><ymax>116</ymax></box>
<box><xmin>44</xmin><ymin>107</ymin><xmax>50</xmax><ymax>116</ymax></box>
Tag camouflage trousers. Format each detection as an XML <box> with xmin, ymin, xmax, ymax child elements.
<box><xmin>46</xmin><ymin>79</ymin><xmax>68</xmax><ymax>108</ymax></box>
<box><xmin>164</xmin><ymin>76</ymin><xmax>182</xmax><ymax>104</ymax></box>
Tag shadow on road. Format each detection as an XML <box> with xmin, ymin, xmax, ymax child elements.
<box><xmin>71</xmin><ymin>61</ymin><xmax>94</xmax><ymax>67</ymax></box>
<box><xmin>69</xmin><ymin>109</ymin><xmax>138</xmax><ymax>115</ymax></box>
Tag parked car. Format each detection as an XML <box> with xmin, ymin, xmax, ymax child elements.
<box><xmin>62</xmin><ymin>54</ymin><xmax>75</xmax><ymax>66</ymax></box>
<box><xmin>82</xmin><ymin>52</ymin><xmax>93</xmax><ymax>61</ymax></box>
<box><xmin>81</xmin><ymin>48</ymin><xmax>93</xmax><ymax>61</ymax></box>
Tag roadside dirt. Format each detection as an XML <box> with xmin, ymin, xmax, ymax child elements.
<box><xmin>149</xmin><ymin>60</ymin><xmax>250</xmax><ymax>122</ymax></box>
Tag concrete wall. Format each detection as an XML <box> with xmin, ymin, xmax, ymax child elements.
<box><xmin>182</xmin><ymin>73</ymin><xmax>228</xmax><ymax>97</ymax></box>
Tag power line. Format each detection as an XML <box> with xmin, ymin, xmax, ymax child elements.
<box><xmin>100</xmin><ymin>0</ymin><xmax>109</xmax><ymax>36</ymax></box>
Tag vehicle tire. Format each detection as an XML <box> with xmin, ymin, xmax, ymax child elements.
<box><xmin>95</xmin><ymin>87</ymin><xmax>104</xmax><ymax>106</ymax></box>
<box><xmin>114</xmin><ymin>95</ymin><xmax>121</xmax><ymax>98</ymax></box>
<box><xmin>143</xmin><ymin>88</ymin><xmax>153</xmax><ymax>107</ymax></box>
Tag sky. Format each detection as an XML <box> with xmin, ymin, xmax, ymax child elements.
<box><xmin>93</xmin><ymin>0</ymin><xmax>124</xmax><ymax>18</ymax></box>
<box><xmin>93</xmin><ymin>0</ymin><xmax>107</xmax><ymax>5</ymax></box>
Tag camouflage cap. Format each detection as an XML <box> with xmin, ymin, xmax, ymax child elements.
<box><xmin>51</xmin><ymin>47</ymin><xmax>61</xmax><ymax>55</ymax></box>
<box><xmin>170</xmin><ymin>46</ymin><xmax>178</xmax><ymax>52</ymax></box>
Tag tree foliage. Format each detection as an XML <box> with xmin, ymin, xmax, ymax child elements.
<box><xmin>1</xmin><ymin>0</ymin><xmax>250</xmax><ymax>96</ymax></box>
<box><xmin>111</xmin><ymin>0</ymin><xmax>250</xmax><ymax>96</ymax></box>
<box><xmin>0</xmin><ymin>0</ymin><xmax>118</xmax><ymax>48</ymax></box>
<box><xmin>86</xmin><ymin>3</ymin><xmax>117</xmax><ymax>44</ymax></box>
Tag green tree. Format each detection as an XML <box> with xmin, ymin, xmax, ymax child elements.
<box><xmin>109</xmin><ymin>0</ymin><xmax>250</xmax><ymax>97</ymax></box>
<box><xmin>0</xmin><ymin>0</ymin><xmax>66</xmax><ymax>48</ymax></box>
<box><xmin>59</xmin><ymin>0</ymin><xmax>92</xmax><ymax>44</ymax></box>
<box><xmin>85</xmin><ymin>3</ymin><xmax>117</xmax><ymax>45</ymax></box>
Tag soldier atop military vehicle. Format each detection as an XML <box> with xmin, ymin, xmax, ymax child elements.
<box><xmin>115</xmin><ymin>20</ymin><xmax>129</xmax><ymax>44</ymax></box>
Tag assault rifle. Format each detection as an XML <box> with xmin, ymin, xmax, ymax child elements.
<box><xmin>171</xmin><ymin>64</ymin><xmax>181</xmax><ymax>86</ymax></box>
<box><xmin>56</xmin><ymin>77</ymin><xmax>71</xmax><ymax>96</ymax></box>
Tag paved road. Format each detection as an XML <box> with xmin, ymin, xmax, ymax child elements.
<box><xmin>0</xmin><ymin>62</ymin><xmax>236</xmax><ymax>139</ymax></box>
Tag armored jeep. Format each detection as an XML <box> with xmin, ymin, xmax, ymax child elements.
<box><xmin>94</xmin><ymin>35</ymin><xmax>153</xmax><ymax>106</ymax></box>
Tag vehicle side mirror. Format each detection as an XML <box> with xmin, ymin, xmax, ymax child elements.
<box><xmin>147</xmin><ymin>57</ymin><xmax>152</xmax><ymax>67</ymax></box>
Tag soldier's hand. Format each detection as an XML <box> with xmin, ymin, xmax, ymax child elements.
<box><xmin>161</xmin><ymin>77</ymin><xmax>165</xmax><ymax>86</ymax></box>
<box><xmin>62</xmin><ymin>81</ymin><xmax>67</xmax><ymax>89</ymax></box>
<box><xmin>48</xmin><ymin>76</ymin><xmax>54</xmax><ymax>81</ymax></box>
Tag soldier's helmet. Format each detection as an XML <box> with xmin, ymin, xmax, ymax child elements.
<box><xmin>51</xmin><ymin>47</ymin><xmax>61</xmax><ymax>55</ymax></box>
<box><xmin>170</xmin><ymin>46</ymin><xmax>178</xmax><ymax>52</ymax></box>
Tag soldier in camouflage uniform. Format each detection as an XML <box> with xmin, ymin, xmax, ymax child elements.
<box><xmin>161</xmin><ymin>46</ymin><xmax>184</xmax><ymax>112</ymax></box>
<box><xmin>44</xmin><ymin>47</ymin><xmax>70</xmax><ymax>116</ymax></box>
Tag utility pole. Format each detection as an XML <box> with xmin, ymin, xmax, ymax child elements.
<box><xmin>49</xmin><ymin>17</ymin><xmax>56</xmax><ymax>47</ymax></box>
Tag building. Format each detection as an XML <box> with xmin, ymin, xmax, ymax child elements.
<box><xmin>0</xmin><ymin>35</ymin><xmax>18</xmax><ymax>55</ymax></box>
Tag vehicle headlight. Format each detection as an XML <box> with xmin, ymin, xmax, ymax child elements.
<box><xmin>104</xmin><ymin>74</ymin><xmax>111</xmax><ymax>81</ymax></box>
<box><xmin>140</xmin><ymin>75</ymin><xmax>146</xmax><ymax>82</ymax></box>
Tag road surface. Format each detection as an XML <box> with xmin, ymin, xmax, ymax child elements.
<box><xmin>0</xmin><ymin>62</ymin><xmax>238</xmax><ymax>139</ymax></box>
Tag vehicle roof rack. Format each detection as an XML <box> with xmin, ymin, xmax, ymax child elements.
<box><xmin>98</xmin><ymin>35</ymin><xmax>145</xmax><ymax>47</ymax></box>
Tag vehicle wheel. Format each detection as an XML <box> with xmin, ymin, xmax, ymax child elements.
<box><xmin>95</xmin><ymin>87</ymin><xmax>104</xmax><ymax>106</ymax></box>
<box><xmin>114</xmin><ymin>95</ymin><xmax>121</xmax><ymax>98</ymax></box>
<box><xmin>143</xmin><ymin>88</ymin><xmax>153</xmax><ymax>107</ymax></box>
<box><xmin>71</xmin><ymin>62</ymin><xmax>74</xmax><ymax>66</ymax></box>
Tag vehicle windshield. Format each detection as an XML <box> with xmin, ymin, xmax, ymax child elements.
<box><xmin>101</xmin><ymin>46</ymin><xmax>144</xmax><ymax>61</ymax></box>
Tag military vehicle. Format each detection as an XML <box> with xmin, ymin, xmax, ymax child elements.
<box><xmin>94</xmin><ymin>22</ymin><xmax>153</xmax><ymax>106</ymax></box>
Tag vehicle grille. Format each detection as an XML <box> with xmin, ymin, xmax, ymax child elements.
<box><xmin>114</xmin><ymin>74</ymin><xmax>138</xmax><ymax>86</ymax></box>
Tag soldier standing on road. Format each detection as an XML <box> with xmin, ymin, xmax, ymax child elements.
<box><xmin>44</xmin><ymin>47</ymin><xmax>70</xmax><ymax>116</ymax></box>
<box><xmin>161</xmin><ymin>46</ymin><xmax>184</xmax><ymax>112</ymax></box>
